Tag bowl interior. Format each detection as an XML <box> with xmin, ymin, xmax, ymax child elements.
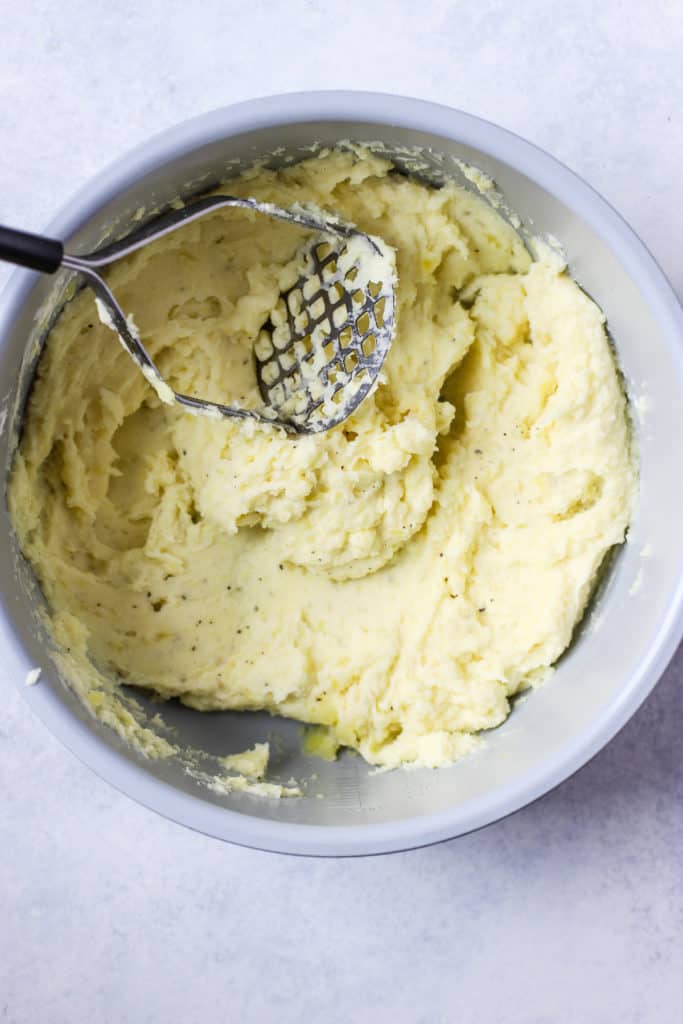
<box><xmin>2</xmin><ymin>106</ymin><xmax>683</xmax><ymax>848</ymax></box>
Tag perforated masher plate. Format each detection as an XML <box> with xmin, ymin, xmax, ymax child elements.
<box><xmin>254</xmin><ymin>234</ymin><xmax>396</xmax><ymax>433</ymax></box>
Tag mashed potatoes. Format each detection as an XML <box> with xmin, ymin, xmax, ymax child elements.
<box><xmin>9</xmin><ymin>149</ymin><xmax>636</xmax><ymax>770</ymax></box>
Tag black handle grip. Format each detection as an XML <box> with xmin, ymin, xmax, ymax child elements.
<box><xmin>0</xmin><ymin>225</ymin><xmax>63</xmax><ymax>273</ymax></box>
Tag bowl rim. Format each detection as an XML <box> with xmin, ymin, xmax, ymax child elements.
<box><xmin>3</xmin><ymin>90</ymin><xmax>683</xmax><ymax>857</ymax></box>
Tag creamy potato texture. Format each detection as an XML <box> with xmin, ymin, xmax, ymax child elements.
<box><xmin>9</xmin><ymin>150</ymin><xmax>636</xmax><ymax>770</ymax></box>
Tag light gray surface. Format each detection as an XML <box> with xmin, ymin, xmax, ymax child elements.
<box><xmin>1</xmin><ymin>0</ymin><xmax>682</xmax><ymax>1020</ymax></box>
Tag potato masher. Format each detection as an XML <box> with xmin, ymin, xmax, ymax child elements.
<box><xmin>0</xmin><ymin>197</ymin><xmax>396</xmax><ymax>433</ymax></box>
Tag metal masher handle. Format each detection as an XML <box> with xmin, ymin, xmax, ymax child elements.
<box><xmin>0</xmin><ymin>225</ymin><xmax>64</xmax><ymax>274</ymax></box>
<box><xmin>0</xmin><ymin>211</ymin><xmax>299</xmax><ymax>432</ymax></box>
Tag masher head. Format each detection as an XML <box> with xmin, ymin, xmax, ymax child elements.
<box><xmin>254</xmin><ymin>231</ymin><xmax>396</xmax><ymax>433</ymax></box>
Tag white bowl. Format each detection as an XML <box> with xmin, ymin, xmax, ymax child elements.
<box><xmin>2</xmin><ymin>92</ymin><xmax>682</xmax><ymax>856</ymax></box>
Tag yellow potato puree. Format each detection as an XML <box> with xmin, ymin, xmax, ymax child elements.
<box><xmin>9</xmin><ymin>149</ymin><xmax>636</xmax><ymax>770</ymax></box>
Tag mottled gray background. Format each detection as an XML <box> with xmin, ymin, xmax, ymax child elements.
<box><xmin>2</xmin><ymin>1</ymin><xmax>682</xmax><ymax>1021</ymax></box>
